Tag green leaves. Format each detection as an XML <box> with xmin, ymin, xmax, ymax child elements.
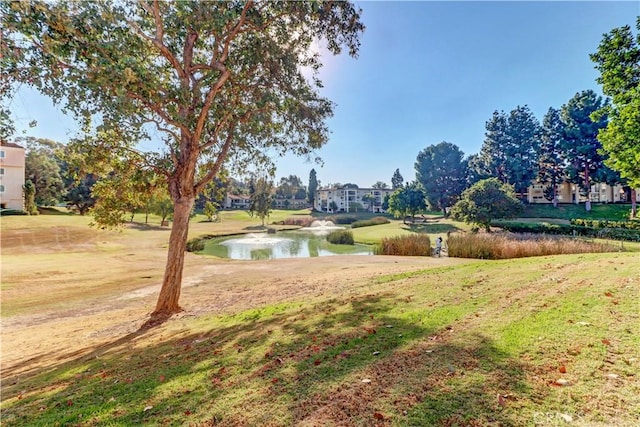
<box><xmin>590</xmin><ymin>19</ymin><xmax>640</xmax><ymax>192</ymax></box>
<box><xmin>450</xmin><ymin>178</ymin><xmax>523</xmax><ymax>232</ymax></box>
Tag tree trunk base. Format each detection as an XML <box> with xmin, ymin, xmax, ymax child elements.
<box><xmin>143</xmin><ymin>308</ymin><xmax>183</xmax><ymax>329</ymax></box>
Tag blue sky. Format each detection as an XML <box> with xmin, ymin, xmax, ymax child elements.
<box><xmin>9</xmin><ymin>1</ymin><xmax>639</xmax><ymax>188</ymax></box>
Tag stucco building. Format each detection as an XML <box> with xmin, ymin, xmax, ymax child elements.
<box><xmin>314</xmin><ymin>186</ymin><xmax>393</xmax><ymax>213</ymax></box>
<box><xmin>0</xmin><ymin>141</ymin><xmax>26</xmax><ymax>210</ymax></box>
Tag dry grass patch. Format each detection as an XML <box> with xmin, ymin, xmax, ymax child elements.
<box><xmin>375</xmin><ymin>234</ymin><xmax>431</xmax><ymax>256</ymax></box>
<box><xmin>447</xmin><ymin>232</ymin><xmax>621</xmax><ymax>259</ymax></box>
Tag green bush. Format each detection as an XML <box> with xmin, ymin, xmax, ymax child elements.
<box><xmin>570</xmin><ymin>218</ymin><xmax>640</xmax><ymax>230</ymax></box>
<box><xmin>375</xmin><ymin>234</ymin><xmax>431</xmax><ymax>256</ymax></box>
<box><xmin>496</xmin><ymin>220</ymin><xmax>640</xmax><ymax>242</ymax></box>
<box><xmin>351</xmin><ymin>216</ymin><xmax>390</xmax><ymax>228</ymax></box>
<box><xmin>186</xmin><ymin>237</ymin><xmax>206</xmax><ymax>252</ymax></box>
<box><xmin>326</xmin><ymin>230</ymin><xmax>354</xmax><ymax>245</ymax></box>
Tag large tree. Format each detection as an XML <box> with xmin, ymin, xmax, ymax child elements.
<box><xmin>450</xmin><ymin>178</ymin><xmax>523</xmax><ymax>232</ymax></box>
<box><xmin>477</xmin><ymin>106</ymin><xmax>540</xmax><ymax>195</ymax></box>
<box><xmin>591</xmin><ymin>18</ymin><xmax>640</xmax><ymax>217</ymax></box>
<box><xmin>415</xmin><ymin>141</ymin><xmax>468</xmax><ymax>215</ymax></box>
<box><xmin>537</xmin><ymin>108</ymin><xmax>566</xmax><ymax>207</ymax></box>
<box><xmin>2</xmin><ymin>1</ymin><xmax>364</xmax><ymax>317</ymax></box>
<box><xmin>560</xmin><ymin>90</ymin><xmax>608</xmax><ymax>211</ymax></box>
<box><xmin>387</xmin><ymin>182</ymin><xmax>426</xmax><ymax>224</ymax></box>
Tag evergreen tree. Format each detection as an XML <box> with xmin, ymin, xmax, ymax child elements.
<box><xmin>560</xmin><ymin>90</ymin><xmax>608</xmax><ymax>211</ymax></box>
<box><xmin>391</xmin><ymin>168</ymin><xmax>404</xmax><ymax>189</ymax></box>
<box><xmin>307</xmin><ymin>168</ymin><xmax>318</xmax><ymax>207</ymax></box>
<box><xmin>591</xmin><ymin>18</ymin><xmax>640</xmax><ymax>217</ymax></box>
<box><xmin>537</xmin><ymin>108</ymin><xmax>566</xmax><ymax>207</ymax></box>
<box><xmin>477</xmin><ymin>106</ymin><xmax>540</xmax><ymax>195</ymax></box>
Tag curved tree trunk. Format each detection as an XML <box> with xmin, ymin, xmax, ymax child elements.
<box><xmin>631</xmin><ymin>189</ymin><xmax>637</xmax><ymax>218</ymax></box>
<box><xmin>152</xmin><ymin>195</ymin><xmax>194</xmax><ymax>316</ymax></box>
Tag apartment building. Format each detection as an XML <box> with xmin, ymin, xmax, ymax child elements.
<box><xmin>528</xmin><ymin>181</ymin><xmax>638</xmax><ymax>204</ymax></box>
<box><xmin>0</xmin><ymin>141</ymin><xmax>26</xmax><ymax>210</ymax></box>
<box><xmin>314</xmin><ymin>187</ymin><xmax>393</xmax><ymax>213</ymax></box>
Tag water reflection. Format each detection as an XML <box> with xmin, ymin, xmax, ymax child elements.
<box><xmin>204</xmin><ymin>231</ymin><xmax>372</xmax><ymax>260</ymax></box>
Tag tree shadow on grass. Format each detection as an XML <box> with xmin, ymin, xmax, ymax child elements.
<box><xmin>405</xmin><ymin>222</ymin><xmax>461</xmax><ymax>234</ymax></box>
<box><xmin>1</xmin><ymin>294</ymin><xmax>529</xmax><ymax>427</ymax></box>
<box><xmin>126</xmin><ymin>222</ymin><xmax>171</xmax><ymax>231</ymax></box>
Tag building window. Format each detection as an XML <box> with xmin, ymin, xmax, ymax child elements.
<box><xmin>0</xmin><ymin>168</ymin><xmax>4</xmax><ymax>174</ymax></box>
<box><xmin>0</xmin><ymin>151</ymin><xmax>5</xmax><ymax>158</ymax></box>
<box><xmin>0</xmin><ymin>184</ymin><xmax>4</xmax><ymax>193</ymax></box>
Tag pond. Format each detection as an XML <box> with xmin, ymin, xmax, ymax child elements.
<box><xmin>199</xmin><ymin>227</ymin><xmax>373</xmax><ymax>260</ymax></box>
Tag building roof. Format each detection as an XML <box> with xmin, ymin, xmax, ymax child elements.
<box><xmin>0</xmin><ymin>140</ymin><xmax>25</xmax><ymax>149</ymax></box>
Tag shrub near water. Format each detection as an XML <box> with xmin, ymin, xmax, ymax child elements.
<box><xmin>351</xmin><ymin>216</ymin><xmax>390</xmax><ymax>228</ymax></box>
<box><xmin>326</xmin><ymin>230</ymin><xmax>354</xmax><ymax>245</ymax></box>
<box><xmin>375</xmin><ymin>234</ymin><xmax>431</xmax><ymax>256</ymax></box>
<box><xmin>447</xmin><ymin>232</ymin><xmax>619</xmax><ymax>259</ymax></box>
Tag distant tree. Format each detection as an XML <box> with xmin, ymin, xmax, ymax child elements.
<box><xmin>329</xmin><ymin>200</ymin><xmax>338</xmax><ymax>212</ymax></box>
<box><xmin>391</xmin><ymin>168</ymin><xmax>404</xmax><ymax>189</ymax></box>
<box><xmin>591</xmin><ymin>18</ymin><xmax>640</xmax><ymax>217</ymax></box>
<box><xmin>19</xmin><ymin>137</ymin><xmax>65</xmax><ymax>206</ymax></box>
<box><xmin>248</xmin><ymin>176</ymin><xmax>273</xmax><ymax>226</ymax></box>
<box><xmin>361</xmin><ymin>193</ymin><xmax>375</xmax><ymax>212</ymax></box>
<box><xmin>415</xmin><ymin>141</ymin><xmax>468</xmax><ymax>215</ymax></box>
<box><xmin>22</xmin><ymin>180</ymin><xmax>38</xmax><ymax>215</ymax></box>
<box><xmin>203</xmin><ymin>201</ymin><xmax>219</xmax><ymax>222</ymax></box>
<box><xmin>276</xmin><ymin>175</ymin><xmax>304</xmax><ymax>199</ymax></box>
<box><xmin>560</xmin><ymin>90</ymin><xmax>608</xmax><ymax>211</ymax></box>
<box><xmin>477</xmin><ymin>106</ymin><xmax>540</xmax><ymax>195</ymax></box>
<box><xmin>381</xmin><ymin>193</ymin><xmax>390</xmax><ymax>211</ymax></box>
<box><xmin>308</xmin><ymin>168</ymin><xmax>318</xmax><ymax>207</ymax></box>
<box><xmin>388</xmin><ymin>182</ymin><xmax>426</xmax><ymax>224</ymax></box>
<box><xmin>342</xmin><ymin>183</ymin><xmax>359</xmax><ymax>189</ymax></box>
<box><xmin>64</xmin><ymin>174</ymin><xmax>96</xmax><ymax>215</ymax></box>
<box><xmin>537</xmin><ymin>107</ymin><xmax>566</xmax><ymax>207</ymax></box>
<box><xmin>150</xmin><ymin>190</ymin><xmax>174</xmax><ymax>226</ymax></box>
<box><xmin>372</xmin><ymin>181</ymin><xmax>388</xmax><ymax>189</ymax></box>
<box><xmin>451</xmin><ymin>178</ymin><xmax>523</xmax><ymax>232</ymax></box>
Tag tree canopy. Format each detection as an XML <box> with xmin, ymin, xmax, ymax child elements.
<box><xmin>391</xmin><ymin>168</ymin><xmax>404</xmax><ymax>189</ymax></box>
<box><xmin>1</xmin><ymin>0</ymin><xmax>364</xmax><ymax>317</ymax></box>
<box><xmin>591</xmin><ymin>17</ymin><xmax>640</xmax><ymax>217</ymax></box>
<box><xmin>560</xmin><ymin>90</ymin><xmax>608</xmax><ymax>211</ymax></box>
<box><xmin>415</xmin><ymin>141</ymin><xmax>468</xmax><ymax>215</ymax></box>
<box><xmin>450</xmin><ymin>178</ymin><xmax>523</xmax><ymax>232</ymax></box>
<box><xmin>307</xmin><ymin>168</ymin><xmax>318</xmax><ymax>206</ymax></box>
<box><xmin>476</xmin><ymin>106</ymin><xmax>540</xmax><ymax>195</ymax></box>
<box><xmin>387</xmin><ymin>182</ymin><xmax>426</xmax><ymax>223</ymax></box>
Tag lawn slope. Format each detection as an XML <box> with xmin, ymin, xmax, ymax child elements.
<box><xmin>2</xmin><ymin>252</ymin><xmax>638</xmax><ymax>426</ymax></box>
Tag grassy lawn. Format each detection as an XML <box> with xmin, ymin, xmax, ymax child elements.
<box><xmin>2</xmin><ymin>251</ymin><xmax>638</xmax><ymax>426</ymax></box>
<box><xmin>2</xmin><ymin>209</ymin><xmax>639</xmax><ymax>426</ymax></box>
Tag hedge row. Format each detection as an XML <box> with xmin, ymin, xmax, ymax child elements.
<box><xmin>570</xmin><ymin>218</ymin><xmax>640</xmax><ymax>230</ymax></box>
<box><xmin>495</xmin><ymin>221</ymin><xmax>640</xmax><ymax>242</ymax></box>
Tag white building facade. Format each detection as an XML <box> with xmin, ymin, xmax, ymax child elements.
<box><xmin>314</xmin><ymin>187</ymin><xmax>393</xmax><ymax>213</ymax></box>
<box><xmin>0</xmin><ymin>141</ymin><xmax>26</xmax><ymax>210</ymax></box>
